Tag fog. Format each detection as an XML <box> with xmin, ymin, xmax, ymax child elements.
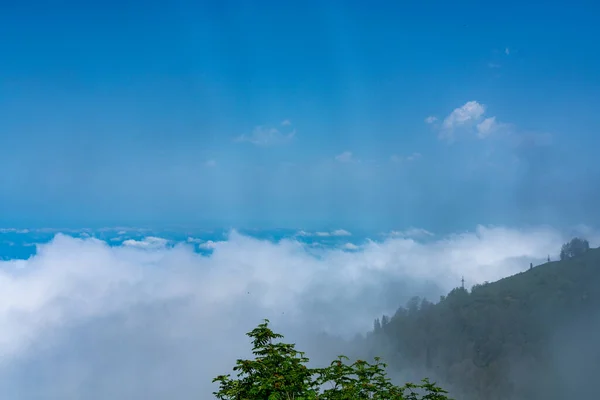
<box><xmin>0</xmin><ymin>225</ymin><xmax>595</xmax><ymax>399</ymax></box>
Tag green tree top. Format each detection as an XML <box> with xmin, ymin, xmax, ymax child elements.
<box><xmin>213</xmin><ymin>319</ymin><xmax>452</xmax><ymax>400</ymax></box>
<box><xmin>560</xmin><ymin>237</ymin><xmax>590</xmax><ymax>260</ymax></box>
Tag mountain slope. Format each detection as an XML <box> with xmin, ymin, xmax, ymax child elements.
<box><xmin>367</xmin><ymin>247</ymin><xmax>600</xmax><ymax>400</ymax></box>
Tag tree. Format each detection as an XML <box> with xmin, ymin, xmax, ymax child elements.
<box><xmin>374</xmin><ymin>318</ymin><xmax>382</xmax><ymax>333</ymax></box>
<box><xmin>560</xmin><ymin>237</ymin><xmax>590</xmax><ymax>260</ymax></box>
<box><xmin>381</xmin><ymin>315</ymin><xmax>390</xmax><ymax>327</ymax></box>
<box><xmin>213</xmin><ymin>319</ymin><xmax>452</xmax><ymax>399</ymax></box>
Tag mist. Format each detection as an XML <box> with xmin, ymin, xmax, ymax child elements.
<box><xmin>0</xmin><ymin>226</ymin><xmax>595</xmax><ymax>398</ymax></box>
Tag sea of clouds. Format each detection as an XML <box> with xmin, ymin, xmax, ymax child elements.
<box><xmin>0</xmin><ymin>225</ymin><xmax>598</xmax><ymax>399</ymax></box>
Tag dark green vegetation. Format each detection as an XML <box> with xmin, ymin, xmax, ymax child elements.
<box><xmin>560</xmin><ymin>237</ymin><xmax>590</xmax><ymax>261</ymax></box>
<box><xmin>214</xmin><ymin>320</ymin><xmax>451</xmax><ymax>399</ymax></box>
<box><xmin>366</xmin><ymin>238</ymin><xmax>600</xmax><ymax>399</ymax></box>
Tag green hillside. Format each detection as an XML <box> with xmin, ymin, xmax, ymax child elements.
<box><xmin>367</xmin><ymin>242</ymin><xmax>600</xmax><ymax>399</ymax></box>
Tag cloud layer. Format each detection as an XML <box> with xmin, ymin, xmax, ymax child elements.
<box><xmin>0</xmin><ymin>226</ymin><xmax>598</xmax><ymax>398</ymax></box>
<box><xmin>442</xmin><ymin>101</ymin><xmax>486</xmax><ymax>131</ymax></box>
<box><xmin>430</xmin><ymin>100</ymin><xmax>509</xmax><ymax>142</ymax></box>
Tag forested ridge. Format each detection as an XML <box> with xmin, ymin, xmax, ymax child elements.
<box><xmin>364</xmin><ymin>239</ymin><xmax>600</xmax><ymax>399</ymax></box>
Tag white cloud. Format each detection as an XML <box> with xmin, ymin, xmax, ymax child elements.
<box><xmin>235</xmin><ymin>122</ymin><xmax>296</xmax><ymax>146</ymax></box>
<box><xmin>505</xmin><ymin>47</ymin><xmax>510</xmax><ymax>55</ymax></box>
<box><xmin>476</xmin><ymin>116</ymin><xmax>498</xmax><ymax>138</ymax></box>
<box><xmin>335</xmin><ymin>151</ymin><xmax>354</xmax><ymax>163</ymax></box>
<box><xmin>205</xmin><ymin>159</ymin><xmax>217</xmax><ymax>167</ymax></box>
<box><xmin>425</xmin><ymin>116</ymin><xmax>437</xmax><ymax>124</ymax></box>
<box><xmin>198</xmin><ymin>240</ymin><xmax>219</xmax><ymax>250</ymax></box>
<box><xmin>434</xmin><ymin>101</ymin><xmax>512</xmax><ymax>142</ymax></box>
<box><xmin>442</xmin><ymin>101</ymin><xmax>486</xmax><ymax>131</ymax></box>
<box><xmin>296</xmin><ymin>229</ymin><xmax>352</xmax><ymax>237</ymax></box>
<box><xmin>186</xmin><ymin>238</ymin><xmax>222</xmax><ymax>250</ymax></box>
<box><xmin>331</xmin><ymin>229</ymin><xmax>352</xmax><ymax>237</ymax></box>
<box><xmin>281</xmin><ymin>119</ymin><xmax>292</xmax><ymax>126</ymax></box>
<box><xmin>96</xmin><ymin>227</ymin><xmax>152</xmax><ymax>234</ymax></box>
<box><xmin>342</xmin><ymin>243</ymin><xmax>360</xmax><ymax>250</ymax></box>
<box><xmin>122</xmin><ymin>236</ymin><xmax>169</xmax><ymax>249</ymax></box>
<box><xmin>0</xmin><ymin>228</ymin><xmax>30</xmax><ymax>234</ymax></box>
<box><xmin>388</xmin><ymin>228</ymin><xmax>434</xmax><ymax>239</ymax></box>
<box><xmin>0</xmin><ymin>226</ymin><xmax>595</xmax><ymax>398</ymax></box>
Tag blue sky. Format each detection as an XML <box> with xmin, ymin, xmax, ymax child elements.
<box><xmin>1</xmin><ymin>0</ymin><xmax>599</xmax><ymax>231</ymax></box>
